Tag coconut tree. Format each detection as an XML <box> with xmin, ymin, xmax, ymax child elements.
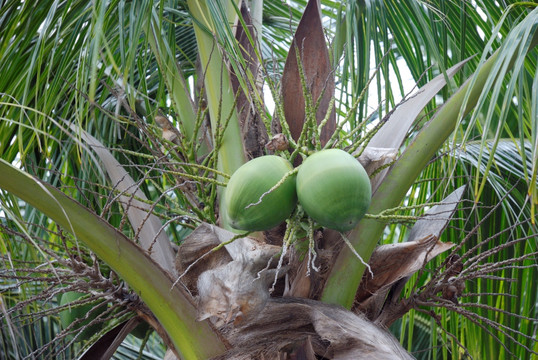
<box><xmin>0</xmin><ymin>0</ymin><xmax>537</xmax><ymax>359</ymax></box>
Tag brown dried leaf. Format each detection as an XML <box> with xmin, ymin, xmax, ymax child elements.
<box><xmin>175</xmin><ymin>224</ymin><xmax>284</xmax><ymax>325</ymax></box>
<box><xmin>175</xmin><ymin>224</ymin><xmax>233</xmax><ymax>293</ymax></box>
<box><xmin>209</xmin><ymin>224</ymin><xmax>281</xmax><ymax>267</ymax></box>
<box><xmin>285</xmin><ymin>257</ymin><xmax>311</xmax><ymax>298</ymax></box>
<box><xmin>285</xmin><ymin>230</ymin><xmax>325</xmax><ymax>299</ymax></box>
<box><xmin>279</xmin><ymin>336</ymin><xmax>316</xmax><ymax>360</ymax></box>
<box><xmin>356</xmin><ymin>235</ymin><xmax>454</xmax><ymax>304</ymax></box>
<box><xmin>177</xmin><ymin>223</ymin><xmax>281</xmax><ymax>272</ymax></box>
<box><xmin>354</xmin><ymin>187</ymin><xmax>465</xmax><ymax>320</ymax></box>
<box><xmin>214</xmin><ymin>298</ymin><xmax>414</xmax><ymax>360</ymax></box>
<box><xmin>279</xmin><ymin>0</ymin><xmax>336</xmax><ymax>147</ymax></box>
<box><xmin>197</xmin><ymin>259</ymin><xmax>280</xmax><ymax>326</ymax></box>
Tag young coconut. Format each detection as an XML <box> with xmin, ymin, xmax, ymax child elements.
<box><xmin>296</xmin><ymin>149</ymin><xmax>371</xmax><ymax>232</ymax></box>
<box><xmin>224</xmin><ymin>155</ymin><xmax>297</xmax><ymax>231</ymax></box>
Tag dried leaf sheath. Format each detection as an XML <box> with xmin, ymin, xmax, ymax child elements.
<box><xmin>174</xmin><ymin>225</ymin><xmax>414</xmax><ymax>359</ymax></box>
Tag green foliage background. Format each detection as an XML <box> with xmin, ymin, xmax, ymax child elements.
<box><xmin>0</xmin><ymin>0</ymin><xmax>536</xmax><ymax>359</ymax></box>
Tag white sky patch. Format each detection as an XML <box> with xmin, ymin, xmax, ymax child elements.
<box><xmin>263</xmin><ymin>83</ymin><xmax>276</xmax><ymax>115</ymax></box>
<box><xmin>475</xmin><ymin>5</ymin><xmax>488</xmax><ymax>22</ymax></box>
<box><xmin>476</xmin><ymin>26</ymin><xmax>486</xmax><ymax>41</ymax></box>
<box><xmin>366</xmin><ymin>56</ymin><xmax>415</xmax><ymax>110</ymax></box>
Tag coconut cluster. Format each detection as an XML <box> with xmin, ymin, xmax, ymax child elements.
<box><xmin>223</xmin><ymin>149</ymin><xmax>371</xmax><ymax>232</ymax></box>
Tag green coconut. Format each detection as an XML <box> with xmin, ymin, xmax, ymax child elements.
<box><xmin>224</xmin><ymin>155</ymin><xmax>297</xmax><ymax>231</ymax></box>
<box><xmin>59</xmin><ymin>291</ymin><xmax>106</xmax><ymax>341</ymax></box>
<box><xmin>296</xmin><ymin>149</ymin><xmax>371</xmax><ymax>232</ymax></box>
